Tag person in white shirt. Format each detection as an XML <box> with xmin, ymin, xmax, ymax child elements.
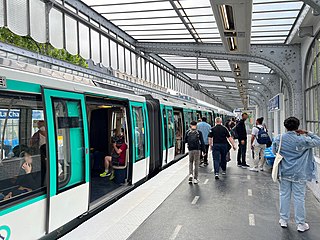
<box><xmin>250</xmin><ymin>117</ymin><xmax>267</xmax><ymax>172</ymax></box>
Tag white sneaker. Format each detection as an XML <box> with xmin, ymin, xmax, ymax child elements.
<box><xmin>193</xmin><ymin>178</ymin><xmax>199</xmax><ymax>184</ymax></box>
<box><xmin>279</xmin><ymin>219</ymin><xmax>288</xmax><ymax>228</ymax></box>
<box><xmin>188</xmin><ymin>174</ymin><xmax>193</xmax><ymax>182</ymax></box>
<box><xmin>249</xmin><ymin>167</ymin><xmax>259</xmax><ymax>172</ymax></box>
<box><xmin>297</xmin><ymin>223</ymin><xmax>310</xmax><ymax>232</ymax></box>
<box><xmin>221</xmin><ymin>171</ymin><xmax>226</xmax><ymax>175</ymax></box>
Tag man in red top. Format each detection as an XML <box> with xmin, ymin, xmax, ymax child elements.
<box><xmin>100</xmin><ymin>138</ymin><xmax>127</xmax><ymax>180</ymax></box>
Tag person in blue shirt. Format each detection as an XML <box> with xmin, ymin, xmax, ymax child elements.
<box><xmin>197</xmin><ymin>117</ymin><xmax>211</xmax><ymax>166</ymax></box>
<box><xmin>273</xmin><ymin>117</ymin><xmax>320</xmax><ymax>232</ymax></box>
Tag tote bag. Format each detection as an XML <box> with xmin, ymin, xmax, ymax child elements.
<box><xmin>272</xmin><ymin>134</ymin><xmax>283</xmax><ymax>182</ymax></box>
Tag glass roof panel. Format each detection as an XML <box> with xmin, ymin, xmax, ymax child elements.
<box><xmin>251</xmin><ymin>0</ymin><xmax>303</xmax><ymax>43</ymax></box>
<box><xmin>249</xmin><ymin>63</ymin><xmax>271</xmax><ymax>73</ymax></box>
<box><xmin>224</xmin><ymin>78</ymin><xmax>236</xmax><ymax>82</ymax></box>
<box><xmin>213</xmin><ymin>60</ymin><xmax>231</xmax><ymax>71</ymax></box>
<box><xmin>120</xmin><ymin>24</ymin><xmax>186</xmax><ymax>30</ymax></box>
<box><xmin>253</xmin><ymin>2</ymin><xmax>303</xmax><ymax>12</ymax></box>
<box><xmin>177</xmin><ymin>0</ymin><xmax>211</xmax><ymax>8</ymax></box>
<box><xmin>252</xmin><ymin>25</ymin><xmax>292</xmax><ymax>32</ymax></box>
<box><xmin>105</xmin><ymin>11</ymin><xmax>178</xmax><ymax>20</ymax></box>
<box><xmin>201</xmin><ymin>84</ymin><xmax>228</xmax><ymax>89</ymax></box>
<box><xmin>252</xmin><ymin>11</ymin><xmax>300</xmax><ymax>20</ymax></box>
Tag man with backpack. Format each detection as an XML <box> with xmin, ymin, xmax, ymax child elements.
<box><xmin>250</xmin><ymin>117</ymin><xmax>271</xmax><ymax>172</ymax></box>
<box><xmin>184</xmin><ymin>121</ymin><xmax>205</xmax><ymax>184</ymax></box>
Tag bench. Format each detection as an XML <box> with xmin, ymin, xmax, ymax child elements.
<box><xmin>112</xmin><ymin>149</ymin><xmax>128</xmax><ymax>184</ymax></box>
<box><xmin>264</xmin><ymin>147</ymin><xmax>275</xmax><ymax>166</ymax></box>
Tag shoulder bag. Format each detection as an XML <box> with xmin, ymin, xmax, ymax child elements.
<box><xmin>272</xmin><ymin>134</ymin><xmax>283</xmax><ymax>182</ymax></box>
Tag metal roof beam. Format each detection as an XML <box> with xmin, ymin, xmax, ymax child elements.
<box><xmin>176</xmin><ymin>68</ymin><xmax>275</xmax><ymax>80</ymax></box>
<box><xmin>136</xmin><ymin>42</ymin><xmax>302</xmax><ymax>118</ymax></box>
<box><xmin>301</xmin><ymin>0</ymin><xmax>320</xmax><ymax>13</ymax></box>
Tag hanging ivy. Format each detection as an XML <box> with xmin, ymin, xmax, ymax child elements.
<box><xmin>0</xmin><ymin>27</ymin><xmax>88</xmax><ymax>68</ymax></box>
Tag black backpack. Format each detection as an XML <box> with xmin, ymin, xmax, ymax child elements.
<box><xmin>187</xmin><ymin>130</ymin><xmax>200</xmax><ymax>149</ymax></box>
<box><xmin>256</xmin><ymin>126</ymin><xmax>271</xmax><ymax>144</ymax></box>
<box><xmin>230</xmin><ymin>124</ymin><xmax>239</xmax><ymax>139</ymax></box>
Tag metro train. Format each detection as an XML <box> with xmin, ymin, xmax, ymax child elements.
<box><xmin>0</xmin><ymin>62</ymin><xmax>232</xmax><ymax>239</ymax></box>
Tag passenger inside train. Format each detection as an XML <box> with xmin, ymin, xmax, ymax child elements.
<box><xmin>0</xmin><ymin>93</ymin><xmax>45</xmax><ymax>204</ymax></box>
<box><xmin>99</xmin><ymin>136</ymin><xmax>127</xmax><ymax>179</ymax></box>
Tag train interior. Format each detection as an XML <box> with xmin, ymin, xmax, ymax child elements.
<box><xmin>86</xmin><ymin>96</ymin><xmax>130</xmax><ymax>204</ymax></box>
<box><xmin>173</xmin><ymin>109</ymin><xmax>184</xmax><ymax>156</ymax></box>
<box><xmin>0</xmin><ymin>92</ymin><xmax>45</xmax><ymax>205</ymax></box>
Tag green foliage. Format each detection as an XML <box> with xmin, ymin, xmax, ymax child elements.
<box><xmin>0</xmin><ymin>27</ymin><xmax>87</xmax><ymax>68</ymax></box>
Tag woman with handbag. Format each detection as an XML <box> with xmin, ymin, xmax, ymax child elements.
<box><xmin>273</xmin><ymin>117</ymin><xmax>320</xmax><ymax>232</ymax></box>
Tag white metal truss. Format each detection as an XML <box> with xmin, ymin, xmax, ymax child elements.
<box><xmin>136</xmin><ymin>42</ymin><xmax>302</xmax><ymax>119</ymax></box>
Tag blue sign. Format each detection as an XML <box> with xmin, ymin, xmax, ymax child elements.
<box><xmin>0</xmin><ymin>110</ymin><xmax>19</xmax><ymax>119</ymax></box>
<box><xmin>0</xmin><ymin>110</ymin><xmax>43</xmax><ymax>120</ymax></box>
<box><xmin>269</xmin><ymin>94</ymin><xmax>280</xmax><ymax>112</ymax></box>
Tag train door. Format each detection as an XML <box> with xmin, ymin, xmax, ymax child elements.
<box><xmin>208</xmin><ymin>112</ymin><xmax>213</xmax><ymax>126</ymax></box>
<box><xmin>173</xmin><ymin>109</ymin><xmax>184</xmax><ymax>156</ymax></box>
<box><xmin>130</xmin><ymin>102</ymin><xmax>149</xmax><ymax>184</ymax></box>
<box><xmin>183</xmin><ymin>110</ymin><xmax>193</xmax><ymax>153</ymax></box>
<box><xmin>160</xmin><ymin>104</ymin><xmax>168</xmax><ymax>165</ymax></box>
<box><xmin>166</xmin><ymin>107</ymin><xmax>175</xmax><ymax>163</ymax></box>
<box><xmin>42</xmin><ymin>88</ymin><xmax>89</xmax><ymax>233</ymax></box>
<box><xmin>145</xmin><ymin>98</ymin><xmax>162</xmax><ymax>175</ymax></box>
<box><xmin>196</xmin><ymin>111</ymin><xmax>202</xmax><ymax>121</ymax></box>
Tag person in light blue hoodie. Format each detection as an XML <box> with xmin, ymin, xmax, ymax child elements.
<box><xmin>273</xmin><ymin>117</ymin><xmax>320</xmax><ymax>232</ymax></box>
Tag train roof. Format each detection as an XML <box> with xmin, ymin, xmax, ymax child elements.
<box><xmin>0</xmin><ymin>58</ymin><xmax>145</xmax><ymax>102</ymax></box>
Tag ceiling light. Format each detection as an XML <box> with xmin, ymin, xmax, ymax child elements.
<box><xmin>219</xmin><ymin>5</ymin><xmax>235</xmax><ymax>31</ymax></box>
<box><xmin>227</xmin><ymin>37</ymin><xmax>237</xmax><ymax>51</ymax></box>
<box><xmin>98</xmin><ymin>105</ymin><xmax>112</xmax><ymax>109</ymax></box>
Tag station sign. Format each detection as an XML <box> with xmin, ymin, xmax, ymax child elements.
<box><xmin>0</xmin><ymin>109</ymin><xmax>43</xmax><ymax>119</ymax></box>
<box><xmin>268</xmin><ymin>94</ymin><xmax>281</xmax><ymax>112</ymax></box>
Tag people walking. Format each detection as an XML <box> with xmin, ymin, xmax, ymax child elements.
<box><xmin>273</xmin><ymin>117</ymin><xmax>320</xmax><ymax>232</ymax></box>
<box><xmin>236</xmin><ymin>113</ymin><xmax>250</xmax><ymax>168</ymax></box>
<box><xmin>208</xmin><ymin>117</ymin><xmax>236</xmax><ymax>180</ymax></box>
<box><xmin>197</xmin><ymin>116</ymin><xmax>211</xmax><ymax>166</ymax></box>
<box><xmin>184</xmin><ymin>121</ymin><xmax>205</xmax><ymax>184</ymax></box>
<box><xmin>250</xmin><ymin>117</ymin><xmax>269</xmax><ymax>172</ymax></box>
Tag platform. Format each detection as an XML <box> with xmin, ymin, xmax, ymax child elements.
<box><xmin>62</xmin><ymin>149</ymin><xmax>320</xmax><ymax>240</ymax></box>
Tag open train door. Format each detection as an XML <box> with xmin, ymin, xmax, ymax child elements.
<box><xmin>42</xmin><ymin>88</ymin><xmax>90</xmax><ymax>233</ymax></box>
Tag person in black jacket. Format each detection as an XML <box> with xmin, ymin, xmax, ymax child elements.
<box><xmin>209</xmin><ymin>117</ymin><xmax>236</xmax><ymax>179</ymax></box>
<box><xmin>184</xmin><ymin>121</ymin><xmax>205</xmax><ymax>184</ymax></box>
<box><xmin>236</xmin><ymin>113</ymin><xmax>250</xmax><ymax>168</ymax></box>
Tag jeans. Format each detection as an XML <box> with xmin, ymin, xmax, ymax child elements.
<box><xmin>237</xmin><ymin>140</ymin><xmax>247</xmax><ymax>165</ymax></box>
<box><xmin>279</xmin><ymin>179</ymin><xmax>306</xmax><ymax>224</ymax></box>
<box><xmin>189</xmin><ymin>150</ymin><xmax>200</xmax><ymax>179</ymax></box>
<box><xmin>212</xmin><ymin>144</ymin><xmax>227</xmax><ymax>174</ymax></box>
<box><xmin>200</xmin><ymin>144</ymin><xmax>209</xmax><ymax>163</ymax></box>
<box><xmin>253</xmin><ymin>144</ymin><xmax>266</xmax><ymax>169</ymax></box>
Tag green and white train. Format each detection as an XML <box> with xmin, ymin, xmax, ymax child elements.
<box><xmin>0</xmin><ymin>63</ymin><xmax>231</xmax><ymax>239</ymax></box>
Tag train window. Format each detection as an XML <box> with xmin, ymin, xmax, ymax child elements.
<box><xmin>132</xmin><ymin>106</ymin><xmax>145</xmax><ymax>161</ymax></box>
<box><xmin>167</xmin><ymin>109</ymin><xmax>174</xmax><ymax>148</ymax></box>
<box><xmin>0</xmin><ymin>92</ymin><xmax>46</xmax><ymax>206</ymax></box>
<box><xmin>52</xmin><ymin>99</ymin><xmax>85</xmax><ymax>190</ymax></box>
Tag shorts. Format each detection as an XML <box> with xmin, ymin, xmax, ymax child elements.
<box><xmin>112</xmin><ymin>157</ymin><xmax>124</xmax><ymax>166</ymax></box>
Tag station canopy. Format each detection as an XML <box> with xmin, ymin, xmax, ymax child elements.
<box><xmin>81</xmin><ymin>1</ymin><xmax>304</xmax><ymax>109</ymax></box>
